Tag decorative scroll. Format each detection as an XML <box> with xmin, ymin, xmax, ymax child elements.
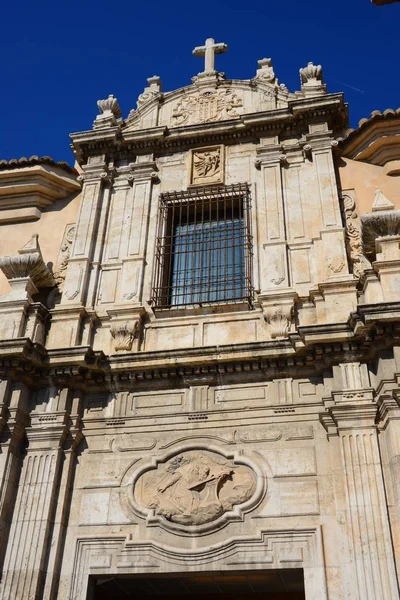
<box><xmin>54</xmin><ymin>224</ymin><xmax>75</xmax><ymax>290</ymax></box>
<box><xmin>342</xmin><ymin>194</ymin><xmax>365</xmax><ymax>277</ymax></box>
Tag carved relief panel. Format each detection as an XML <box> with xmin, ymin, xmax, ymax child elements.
<box><xmin>189</xmin><ymin>145</ymin><xmax>224</xmax><ymax>186</ymax></box>
<box><xmin>172</xmin><ymin>89</ymin><xmax>243</xmax><ymax>127</ymax></box>
<box><xmin>131</xmin><ymin>448</ymin><xmax>261</xmax><ymax>532</ymax></box>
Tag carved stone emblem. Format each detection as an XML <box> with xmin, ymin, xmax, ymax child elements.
<box><xmin>190</xmin><ymin>146</ymin><xmax>224</xmax><ymax>185</ymax></box>
<box><xmin>172</xmin><ymin>89</ymin><xmax>243</xmax><ymax>126</ymax></box>
<box><xmin>135</xmin><ymin>450</ymin><xmax>256</xmax><ymax>526</ymax></box>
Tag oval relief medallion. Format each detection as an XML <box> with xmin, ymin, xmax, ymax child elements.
<box><xmin>134</xmin><ymin>450</ymin><xmax>257</xmax><ymax>527</ymax></box>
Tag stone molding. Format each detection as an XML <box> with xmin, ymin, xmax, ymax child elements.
<box><xmin>0</xmin><ymin>164</ymin><xmax>79</xmax><ymax>224</ymax></box>
<box><xmin>69</xmin><ymin>528</ymin><xmax>327</xmax><ymax>600</ymax></box>
<box><xmin>70</xmin><ymin>93</ymin><xmax>347</xmax><ymax>163</ymax></box>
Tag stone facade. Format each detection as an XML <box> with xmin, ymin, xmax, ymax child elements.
<box><xmin>0</xmin><ymin>39</ymin><xmax>400</xmax><ymax>599</ymax></box>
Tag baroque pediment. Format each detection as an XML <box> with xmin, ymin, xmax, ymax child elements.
<box><xmin>123</xmin><ymin>78</ymin><xmax>295</xmax><ymax>133</ymax></box>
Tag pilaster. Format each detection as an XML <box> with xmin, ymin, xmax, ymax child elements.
<box><xmin>0</xmin><ymin>388</ymin><xmax>83</xmax><ymax>600</ymax></box>
<box><xmin>321</xmin><ymin>362</ymin><xmax>400</xmax><ymax>599</ymax></box>
<box><xmin>0</xmin><ymin>382</ymin><xmax>30</xmax><ymax>568</ymax></box>
<box><xmin>118</xmin><ymin>156</ymin><xmax>159</xmax><ymax>308</ymax></box>
<box><xmin>255</xmin><ymin>139</ymin><xmax>288</xmax><ymax>293</ymax></box>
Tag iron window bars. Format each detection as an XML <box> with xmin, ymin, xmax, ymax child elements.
<box><xmin>151</xmin><ymin>183</ymin><xmax>253</xmax><ymax>309</ymax></box>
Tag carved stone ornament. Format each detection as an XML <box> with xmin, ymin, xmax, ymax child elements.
<box><xmin>97</xmin><ymin>94</ymin><xmax>122</xmax><ymax>118</ymax></box>
<box><xmin>189</xmin><ymin>145</ymin><xmax>224</xmax><ymax>185</ymax></box>
<box><xmin>0</xmin><ymin>234</ymin><xmax>55</xmax><ymax>288</ymax></box>
<box><xmin>342</xmin><ymin>194</ymin><xmax>368</xmax><ymax>278</ymax></box>
<box><xmin>94</xmin><ymin>94</ymin><xmax>122</xmax><ymax>129</ymax></box>
<box><xmin>361</xmin><ymin>208</ymin><xmax>400</xmax><ymax>256</ymax></box>
<box><xmin>172</xmin><ymin>89</ymin><xmax>243</xmax><ymax>126</ymax></box>
<box><xmin>300</xmin><ymin>62</ymin><xmax>323</xmax><ymax>85</ymax></box>
<box><xmin>264</xmin><ymin>304</ymin><xmax>292</xmax><ymax>339</ymax></box>
<box><xmin>54</xmin><ymin>224</ymin><xmax>75</xmax><ymax>291</ymax></box>
<box><xmin>299</xmin><ymin>62</ymin><xmax>326</xmax><ymax>96</ymax></box>
<box><xmin>110</xmin><ymin>320</ymin><xmax>139</xmax><ymax>352</ymax></box>
<box><xmin>254</xmin><ymin>58</ymin><xmax>275</xmax><ymax>83</ymax></box>
<box><xmin>134</xmin><ymin>450</ymin><xmax>258</xmax><ymax>529</ymax></box>
<box><xmin>137</xmin><ymin>76</ymin><xmax>162</xmax><ymax>108</ymax></box>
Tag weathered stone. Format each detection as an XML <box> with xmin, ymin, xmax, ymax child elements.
<box><xmin>0</xmin><ymin>35</ymin><xmax>399</xmax><ymax>600</ymax></box>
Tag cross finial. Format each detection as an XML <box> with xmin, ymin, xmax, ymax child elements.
<box><xmin>192</xmin><ymin>38</ymin><xmax>228</xmax><ymax>74</ymax></box>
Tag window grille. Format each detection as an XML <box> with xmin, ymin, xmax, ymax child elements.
<box><xmin>151</xmin><ymin>183</ymin><xmax>253</xmax><ymax>309</ymax></box>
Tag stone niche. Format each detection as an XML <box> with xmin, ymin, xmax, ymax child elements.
<box><xmin>130</xmin><ymin>448</ymin><xmax>262</xmax><ymax>533</ymax></box>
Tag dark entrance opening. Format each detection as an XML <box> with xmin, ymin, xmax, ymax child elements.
<box><xmin>91</xmin><ymin>569</ymin><xmax>305</xmax><ymax>600</ymax></box>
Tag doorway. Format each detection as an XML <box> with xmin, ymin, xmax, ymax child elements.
<box><xmin>91</xmin><ymin>569</ymin><xmax>305</xmax><ymax>599</ymax></box>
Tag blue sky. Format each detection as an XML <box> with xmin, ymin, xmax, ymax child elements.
<box><xmin>1</xmin><ymin>0</ymin><xmax>398</xmax><ymax>164</ymax></box>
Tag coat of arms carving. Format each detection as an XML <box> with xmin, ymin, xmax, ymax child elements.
<box><xmin>134</xmin><ymin>450</ymin><xmax>256</xmax><ymax>526</ymax></box>
<box><xmin>172</xmin><ymin>89</ymin><xmax>243</xmax><ymax>126</ymax></box>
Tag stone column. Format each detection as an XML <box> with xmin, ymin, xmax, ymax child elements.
<box><xmin>0</xmin><ymin>388</ymin><xmax>83</xmax><ymax>600</ymax></box>
<box><xmin>322</xmin><ymin>362</ymin><xmax>400</xmax><ymax>599</ymax></box>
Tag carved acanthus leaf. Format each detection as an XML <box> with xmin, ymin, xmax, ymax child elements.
<box><xmin>263</xmin><ymin>304</ymin><xmax>292</xmax><ymax>339</ymax></box>
<box><xmin>110</xmin><ymin>320</ymin><xmax>139</xmax><ymax>352</ymax></box>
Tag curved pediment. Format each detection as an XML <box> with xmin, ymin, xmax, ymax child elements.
<box><xmin>123</xmin><ymin>77</ymin><xmax>296</xmax><ymax>133</ymax></box>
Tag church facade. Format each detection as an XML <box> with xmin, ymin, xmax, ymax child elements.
<box><xmin>0</xmin><ymin>39</ymin><xmax>399</xmax><ymax>599</ymax></box>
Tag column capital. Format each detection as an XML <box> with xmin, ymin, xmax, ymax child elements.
<box><xmin>321</xmin><ymin>388</ymin><xmax>377</xmax><ymax>435</ymax></box>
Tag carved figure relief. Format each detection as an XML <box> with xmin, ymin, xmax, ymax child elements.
<box><xmin>172</xmin><ymin>89</ymin><xmax>243</xmax><ymax>126</ymax></box>
<box><xmin>190</xmin><ymin>146</ymin><xmax>223</xmax><ymax>185</ymax></box>
<box><xmin>135</xmin><ymin>450</ymin><xmax>256</xmax><ymax>526</ymax></box>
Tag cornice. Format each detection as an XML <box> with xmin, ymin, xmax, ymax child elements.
<box><xmin>0</xmin><ymin>309</ymin><xmax>399</xmax><ymax>391</ymax></box>
<box><xmin>0</xmin><ymin>162</ymin><xmax>80</xmax><ymax>224</ymax></box>
<box><xmin>0</xmin><ymin>155</ymin><xmax>76</xmax><ymax>175</ymax></box>
<box><xmin>339</xmin><ymin>107</ymin><xmax>400</xmax><ymax>165</ymax></box>
<box><xmin>70</xmin><ymin>94</ymin><xmax>347</xmax><ymax>163</ymax></box>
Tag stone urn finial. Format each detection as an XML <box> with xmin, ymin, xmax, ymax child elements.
<box><xmin>299</xmin><ymin>62</ymin><xmax>326</xmax><ymax>96</ymax></box>
<box><xmin>94</xmin><ymin>94</ymin><xmax>122</xmax><ymax>129</ymax></box>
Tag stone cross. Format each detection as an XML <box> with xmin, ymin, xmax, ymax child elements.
<box><xmin>192</xmin><ymin>38</ymin><xmax>228</xmax><ymax>73</ymax></box>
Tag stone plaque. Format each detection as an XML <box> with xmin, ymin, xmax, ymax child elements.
<box><xmin>189</xmin><ymin>145</ymin><xmax>224</xmax><ymax>186</ymax></box>
<box><xmin>134</xmin><ymin>450</ymin><xmax>256</xmax><ymax>526</ymax></box>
